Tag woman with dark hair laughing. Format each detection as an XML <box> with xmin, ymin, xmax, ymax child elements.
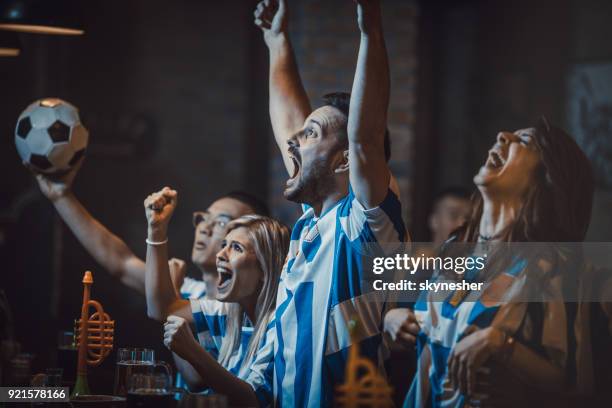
<box><xmin>401</xmin><ymin>118</ymin><xmax>594</xmax><ymax>408</ymax></box>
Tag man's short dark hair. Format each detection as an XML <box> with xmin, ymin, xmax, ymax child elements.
<box><xmin>322</xmin><ymin>92</ymin><xmax>392</xmax><ymax>163</ymax></box>
<box><xmin>221</xmin><ymin>191</ymin><xmax>270</xmax><ymax>216</ymax></box>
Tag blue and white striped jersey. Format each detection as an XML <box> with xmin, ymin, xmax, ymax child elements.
<box><xmin>405</xmin><ymin>256</ymin><xmax>569</xmax><ymax>408</ymax></box>
<box><xmin>190</xmin><ymin>299</ymin><xmax>275</xmax><ymax>406</ymax></box>
<box><xmin>259</xmin><ymin>185</ymin><xmax>406</xmax><ymax>407</ymax></box>
<box><xmin>175</xmin><ymin>277</ymin><xmax>209</xmax><ymax>391</ymax></box>
<box><xmin>180</xmin><ymin>277</ymin><xmax>208</xmax><ymax>300</ymax></box>
<box><xmin>190</xmin><ymin>298</ymin><xmax>255</xmax><ymax>371</ymax></box>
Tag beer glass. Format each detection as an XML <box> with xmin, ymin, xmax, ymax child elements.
<box><xmin>113</xmin><ymin>348</ymin><xmax>171</xmax><ymax>396</ymax></box>
<box><xmin>127</xmin><ymin>372</ymin><xmax>176</xmax><ymax>408</ymax></box>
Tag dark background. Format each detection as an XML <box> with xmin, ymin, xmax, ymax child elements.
<box><xmin>1</xmin><ymin>0</ymin><xmax>611</xmax><ymax>395</ymax></box>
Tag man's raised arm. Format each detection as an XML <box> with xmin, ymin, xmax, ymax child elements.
<box><xmin>348</xmin><ymin>0</ymin><xmax>391</xmax><ymax>209</ymax></box>
<box><xmin>254</xmin><ymin>0</ymin><xmax>311</xmax><ymax>175</ymax></box>
<box><xmin>33</xmin><ymin>164</ymin><xmax>146</xmax><ymax>293</ymax></box>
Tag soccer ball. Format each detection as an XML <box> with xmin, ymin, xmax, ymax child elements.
<box><xmin>15</xmin><ymin>98</ymin><xmax>88</xmax><ymax>175</ymax></box>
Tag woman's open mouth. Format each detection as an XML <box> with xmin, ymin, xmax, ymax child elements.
<box><xmin>486</xmin><ymin>150</ymin><xmax>505</xmax><ymax>169</ymax></box>
<box><xmin>217</xmin><ymin>266</ymin><xmax>233</xmax><ymax>290</ymax></box>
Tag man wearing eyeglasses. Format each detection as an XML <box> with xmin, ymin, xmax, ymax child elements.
<box><xmin>32</xmin><ymin>160</ymin><xmax>269</xmax><ymax>300</ymax></box>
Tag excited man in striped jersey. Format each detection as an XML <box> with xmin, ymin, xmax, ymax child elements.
<box><xmin>253</xmin><ymin>0</ymin><xmax>408</xmax><ymax>405</ymax></box>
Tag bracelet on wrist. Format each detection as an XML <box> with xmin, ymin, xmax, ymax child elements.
<box><xmin>146</xmin><ymin>237</ymin><xmax>168</xmax><ymax>246</ymax></box>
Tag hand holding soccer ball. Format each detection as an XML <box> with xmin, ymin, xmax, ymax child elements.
<box><xmin>31</xmin><ymin>156</ymin><xmax>84</xmax><ymax>202</ymax></box>
<box><xmin>15</xmin><ymin>98</ymin><xmax>88</xmax><ymax>176</ymax></box>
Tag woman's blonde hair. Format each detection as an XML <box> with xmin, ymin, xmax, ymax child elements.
<box><xmin>216</xmin><ymin>215</ymin><xmax>290</xmax><ymax>372</ymax></box>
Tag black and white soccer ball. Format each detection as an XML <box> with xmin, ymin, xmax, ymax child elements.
<box><xmin>15</xmin><ymin>98</ymin><xmax>88</xmax><ymax>175</ymax></box>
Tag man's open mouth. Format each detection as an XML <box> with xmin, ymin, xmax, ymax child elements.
<box><xmin>288</xmin><ymin>154</ymin><xmax>301</xmax><ymax>180</ymax></box>
<box><xmin>194</xmin><ymin>241</ymin><xmax>207</xmax><ymax>250</ymax></box>
<box><xmin>217</xmin><ymin>266</ymin><xmax>233</xmax><ymax>290</ymax></box>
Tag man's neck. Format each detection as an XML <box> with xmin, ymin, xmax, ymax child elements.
<box><xmin>309</xmin><ymin>186</ymin><xmax>349</xmax><ymax>217</ymax></box>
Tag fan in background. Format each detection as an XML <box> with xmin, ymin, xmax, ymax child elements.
<box><xmin>0</xmin><ymin>0</ymin><xmax>84</xmax><ymax>35</ymax></box>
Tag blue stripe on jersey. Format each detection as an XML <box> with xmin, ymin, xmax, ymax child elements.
<box><xmin>193</xmin><ymin>311</ymin><xmax>207</xmax><ymax>334</ymax></box>
<box><xmin>429</xmin><ymin>340</ymin><xmax>451</xmax><ymax>397</ymax></box>
<box><xmin>302</xmin><ymin>232</ymin><xmax>321</xmax><ymax>263</ymax></box>
<box><xmin>378</xmin><ymin>188</ymin><xmax>407</xmax><ymax>241</ymax></box>
<box><xmin>329</xmin><ymin>234</ymin><xmax>364</xmax><ymax>307</ymax></box>
<box><xmin>441</xmin><ymin>295</ymin><xmax>459</xmax><ymax>320</ymax></box>
<box><xmin>286</xmin><ymin>258</ymin><xmax>295</xmax><ymax>274</ymax></box>
<box><xmin>414</xmin><ymin>291</ymin><xmax>428</xmax><ymax>311</ymax></box>
<box><xmin>291</xmin><ymin>216</ymin><xmax>310</xmax><ymax>241</ymax></box>
<box><xmin>204</xmin><ymin>314</ymin><xmax>226</xmax><ymax>337</ymax></box>
<box><xmin>467</xmin><ymin>301</ymin><xmax>499</xmax><ymax>329</ymax></box>
<box><xmin>275</xmin><ymin>289</ymin><xmax>293</xmax><ymax>406</ymax></box>
<box><xmin>294</xmin><ymin>282</ymin><xmax>314</xmax><ymax>407</ymax></box>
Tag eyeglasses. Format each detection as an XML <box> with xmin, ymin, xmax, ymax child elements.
<box><xmin>192</xmin><ymin>212</ymin><xmax>232</xmax><ymax>234</ymax></box>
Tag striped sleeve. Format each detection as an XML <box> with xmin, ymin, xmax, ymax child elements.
<box><xmin>339</xmin><ymin>179</ymin><xmax>407</xmax><ymax>253</ymax></box>
<box><xmin>243</xmin><ymin>319</ymin><xmax>275</xmax><ymax>407</ymax></box>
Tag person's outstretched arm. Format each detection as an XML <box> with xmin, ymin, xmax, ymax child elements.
<box><xmin>255</xmin><ymin>0</ymin><xmax>312</xmax><ymax>175</ymax></box>
<box><xmin>33</xmin><ymin>161</ymin><xmax>146</xmax><ymax>293</ymax></box>
<box><xmin>348</xmin><ymin>0</ymin><xmax>391</xmax><ymax>209</ymax></box>
<box><xmin>143</xmin><ymin>187</ymin><xmax>191</xmax><ymax>322</ymax></box>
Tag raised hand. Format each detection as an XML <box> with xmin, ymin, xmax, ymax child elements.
<box><xmin>163</xmin><ymin>315</ymin><xmax>199</xmax><ymax>360</ymax></box>
<box><xmin>354</xmin><ymin>0</ymin><xmax>383</xmax><ymax>35</ymax></box>
<box><xmin>144</xmin><ymin>187</ymin><xmax>177</xmax><ymax>240</ymax></box>
<box><xmin>30</xmin><ymin>157</ymin><xmax>84</xmax><ymax>202</ymax></box>
<box><xmin>254</xmin><ymin>0</ymin><xmax>288</xmax><ymax>45</ymax></box>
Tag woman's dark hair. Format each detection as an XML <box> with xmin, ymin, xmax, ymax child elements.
<box><xmin>458</xmin><ymin>118</ymin><xmax>594</xmax><ymax>242</ymax></box>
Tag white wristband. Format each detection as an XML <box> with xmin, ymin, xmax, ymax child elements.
<box><xmin>146</xmin><ymin>237</ymin><xmax>168</xmax><ymax>246</ymax></box>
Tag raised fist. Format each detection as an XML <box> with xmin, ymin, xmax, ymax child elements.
<box><xmin>163</xmin><ymin>315</ymin><xmax>199</xmax><ymax>360</ymax></box>
<box><xmin>254</xmin><ymin>0</ymin><xmax>288</xmax><ymax>45</ymax></box>
<box><xmin>144</xmin><ymin>187</ymin><xmax>177</xmax><ymax>238</ymax></box>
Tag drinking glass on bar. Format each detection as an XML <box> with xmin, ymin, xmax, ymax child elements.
<box><xmin>114</xmin><ymin>348</ymin><xmax>172</xmax><ymax>397</ymax></box>
<box><xmin>45</xmin><ymin>368</ymin><xmax>63</xmax><ymax>387</ymax></box>
<box><xmin>127</xmin><ymin>372</ymin><xmax>176</xmax><ymax>408</ymax></box>
<box><xmin>57</xmin><ymin>330</ymin><xmax>77</xmax><ymax>383</ymax></box>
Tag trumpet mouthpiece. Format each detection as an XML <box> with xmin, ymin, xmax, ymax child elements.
<box><xmin>83</xmin><ymin>271</ymin><xmax>93</xmax><ymax>284</ymax></box>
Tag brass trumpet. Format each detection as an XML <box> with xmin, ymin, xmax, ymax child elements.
<box><xmin>71</xmin><ymin>271</ymin><xmax>115</xmax><ymax>397</ymax></box>
<box><xmin>335</xmin><ymin>319</ymin><xmax>393</xmax><ymax>408</ymax></box>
